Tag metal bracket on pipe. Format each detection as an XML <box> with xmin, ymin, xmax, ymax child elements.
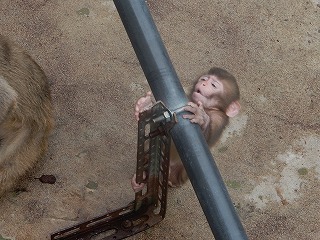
<box><xmin>50</xmin><ymin>101</ymin><xmax>176</xmax><ymax>240</ymax></box>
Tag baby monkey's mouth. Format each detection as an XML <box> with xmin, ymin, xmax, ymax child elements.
<box><xmin>196</xmin><ymin>89</ymin><xmax>202</xmax><ymax>95</ymax></box>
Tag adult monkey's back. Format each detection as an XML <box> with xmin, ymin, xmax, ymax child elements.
<box><xmin>0</xmin><ymin>35</ymin><xmax>53</xmax><ymax>197</ymax></box>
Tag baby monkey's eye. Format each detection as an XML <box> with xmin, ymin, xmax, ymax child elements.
<box><xmin>199</xmin><ymin>76</ymin><xmax>208</xmax><ymax>82</ymax></box>
<box><xmin>211</xmin><ymin>83</ymin><xmax>216</xmax><ymax>88</ymax></box>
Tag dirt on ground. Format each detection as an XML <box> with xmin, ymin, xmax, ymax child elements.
<box><xmin>0</xmin><ymin>0</ymin><xmax>320</xmax><ymax>239</ymax></box>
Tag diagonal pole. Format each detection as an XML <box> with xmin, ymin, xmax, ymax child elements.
<box><xmin>113</xmin><ymin>1</ymin><xmax>248</xmax><ymax>239</ymax></box>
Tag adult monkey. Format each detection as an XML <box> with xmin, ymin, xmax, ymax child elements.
<box><xmin>0</xmin><ymin>35</ymin><xmax>53</xmax><ymax>197</ymax></box>
<box><xmin>132</xmin><ymin>67</ymin><xmax>240</xmax><ymax>189</ymax></box>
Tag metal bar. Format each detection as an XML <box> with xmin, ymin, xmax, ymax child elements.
<box><xmin>113</xmin><ymin>0</ymin><xmax>248</xmax><ymax>239</ymax></box>
<box><xmin>51</xmin><ymin>102</ymin><xmax>174</xmax><ymax>240</ymax></box>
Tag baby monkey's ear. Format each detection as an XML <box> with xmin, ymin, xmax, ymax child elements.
<box><xmin>225</xmin><ymin>100</ymin><xmax>241</xmax><ymax>117</ymax></box>
<box><xmin>0</xmin><ymin>76</ymin><xmax>18</xmax><ymax>122</ymax></box>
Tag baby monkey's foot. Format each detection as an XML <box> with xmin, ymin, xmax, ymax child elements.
<box><xmin>131</xmin><ymin>172</ymin><xmax>146</xmax><ymax>192</ymax></box>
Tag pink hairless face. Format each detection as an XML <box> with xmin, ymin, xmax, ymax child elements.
<box><xmin>191</xmin><ymin>75</ymin><xmax>224</xmax><ymax>109</ymax></box>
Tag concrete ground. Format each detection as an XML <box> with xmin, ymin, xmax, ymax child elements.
<box><xmin>0</xmin><ymin>0</ymin><xmax>320</xmax><ymax>239</ymax></box>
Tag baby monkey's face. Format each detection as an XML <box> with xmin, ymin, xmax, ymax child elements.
<box><xmin>191</xmin><ymin>74</ymin><xmax>224</xmax><ymax>109</ymax></box>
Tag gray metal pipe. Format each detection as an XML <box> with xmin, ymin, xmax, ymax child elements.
<box><xmin>113</xmin><ymin>1</ymin><xmax>248</xmax><ymax>239</ymax></box>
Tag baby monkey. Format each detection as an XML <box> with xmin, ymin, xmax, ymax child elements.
<box><xmin>0</xmin><ymin>35</ymin><xmax>53</xmax><ymax>197</ymax></box>
<box><xmin>131</xmin><ymin>67</ymin><xmax>241</xmax><ymax>191</ymax></box>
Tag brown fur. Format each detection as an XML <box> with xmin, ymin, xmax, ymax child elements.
<box><xmin>168</xmin><ymin>67</ymin><xmax>240</xmax><ymax>187</ymax></box>
<box><xmin>0</xmin><ymin>35</ymin><xmax>53</xmax><ymax>197</ymax></box>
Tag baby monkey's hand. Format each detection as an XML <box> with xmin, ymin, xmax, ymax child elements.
<box><xmin>134</xmin><ymin>91</ymin><xmax>154</xmax><ymax>121</ymax></box>
<box><xmin>182</xmin><ymin>101</ymin><xmax>210</xmax><ymax>132</ymax></box>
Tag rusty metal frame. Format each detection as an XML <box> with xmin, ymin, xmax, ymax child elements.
<box><xmin>51</xmin><ymin>102</ymin><xmax>175</xmax><ymax>240</ymax></box>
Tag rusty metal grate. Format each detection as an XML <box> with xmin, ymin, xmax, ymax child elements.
<box><xmin>51</xmin><ymin>101</ymin><xmax>176</xmax><ymax>240</ymax></box>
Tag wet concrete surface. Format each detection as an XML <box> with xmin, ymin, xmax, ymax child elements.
<box><xmin>0</xmin><ymin>0</ymin><xmax>319</xmax><ymax>239</ymax></box>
